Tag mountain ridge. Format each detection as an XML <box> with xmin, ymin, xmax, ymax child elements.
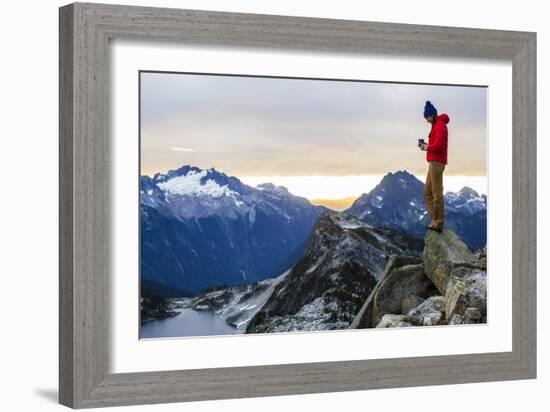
<box><xmin>245</xmin><ymin>211</ymin><xmax>424</xmax><ymax>333</ymax></box>
<box><xmin>140</xmin><ymin>165</ymin><xmax>486</xmax><ymax>297</ymax></box>
<box><xmin>140</xmin><ymin>165</ymin><xmax>327</xmax><ymax>293</ymax></box>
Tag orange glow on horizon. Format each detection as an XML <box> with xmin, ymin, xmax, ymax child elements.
<box><xmin>310</xmin><ymin>196</ymin><xmax>358</xmax><ymax>211</ymax></box>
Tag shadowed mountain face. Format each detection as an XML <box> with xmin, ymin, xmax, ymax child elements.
<box><xmin>245</xmin><ymin>212</ymin><xmax>424</xmax><ymax>333</ymax></box>
<box><xmin>345</xmin><ymin>170</ymin><xmax>486</xmax><ymax>250</ymax></box>
<box><xmin>140</xmin><ymin>165</ymin><xmax>326</xmax><ymax>294</ymax></box>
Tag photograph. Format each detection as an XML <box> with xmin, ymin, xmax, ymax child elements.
<box><xmin>138</xmin><ymin>71</ymin><xmax>488</xmax><ymax>339</ymax></box>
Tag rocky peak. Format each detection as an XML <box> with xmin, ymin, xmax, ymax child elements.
<box><xmin>445</xmin><ymin>186</ymin><xmax>487</xmax><ymax>217</ymax></box>
<box><xmin>380</xmin><ymin>170</ymin><xmax>421</xmax><ymax>187</ymax></box>
<box><xmin>152</xmin><ymin>165</ymin><xmax>253</xmax><ymax>197</ymax></box>
<box><xmin>349</xmin><ymin>171</ymin><xmax>424</xmax><ymax>211</ymax></box>
<box><xmin>305</xmin><ymin>211</ymin><xmax>423</xmax><ymax>266</ymax></box>
<box><xmin>458</xmin><ymin>186</ymin><xmax>480</xmax><ymax>197</ymax></box>
<box><xmin>245</xmin><ymin>211</ymin><xmax>424</xmax><ymax>333</ymax></box>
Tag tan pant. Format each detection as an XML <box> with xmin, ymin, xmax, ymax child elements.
<box><xmin>424</xmin><ymin>161</ymin><xmax>445</xmax><ymax>229</ymax></box>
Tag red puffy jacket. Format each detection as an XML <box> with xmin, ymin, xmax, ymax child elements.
<box><xmin>426</xmin><ymin>113</ymin><xmax>449</xmax><ymax>164</ymax></box>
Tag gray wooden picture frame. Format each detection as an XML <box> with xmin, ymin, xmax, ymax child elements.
<box><xmin>59</xmin><ymin>2</ymin><xmax>537</xmax><ymax>409</ymax></box>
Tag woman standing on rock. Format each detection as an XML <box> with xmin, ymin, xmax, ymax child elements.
<box><xmin>418</xmin><ymin>101</ymin><xmax>450</xmax><ymax>232</ymax></box>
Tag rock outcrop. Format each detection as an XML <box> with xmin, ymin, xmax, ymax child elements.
<box><xmin>406</xmin><ymin>296</ymin><xmax>445</xmax><ymax>326</ymax></box>
<box><xmin>351</xmin><ymin>228</ymin><xmax>487</xmax><ymax>329</ymax></box>
<box><xmin>245</xmin><ymin>212</ymin><xmax>424</xmax><ymax>333</ymax></box>
<box><xmin>423</xmin><ymin>229</ymin><xmax>476</xmax><ymax>294</ymax></box>
<box><xmin>349</xmin><ymin>255</ymin><xmax>423</xmax><ymax>329</ymax></box>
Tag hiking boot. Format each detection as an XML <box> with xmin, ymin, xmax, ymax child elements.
<box><xmin>427</xmin><ymin>223</ymin><xmax>443</xmax><ymax>233</ymax></box>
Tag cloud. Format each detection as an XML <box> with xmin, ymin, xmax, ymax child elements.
<box><xmin>140</xmin><ymin>72</ymin><xmax>487</xmax><ymax>178</ymax></box>
<box><xmin>170</xmin><ymin>147</ymin><xmax>194</xmax><ymax>152</ymax></box>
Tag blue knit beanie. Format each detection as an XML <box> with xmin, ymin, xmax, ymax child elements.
<box><xmin>423</xmin><ymin>101</ymin><xmax>437</xmax><ymax>118</ymax></box>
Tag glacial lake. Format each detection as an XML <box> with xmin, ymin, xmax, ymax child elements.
<box><xmin>140</xmin><ymin>308</ymin><xmax>240</xmax><ymax>339</ymax></box>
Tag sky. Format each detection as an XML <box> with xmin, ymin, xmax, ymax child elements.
<box><xmin>140</xmin><ymin>71</ymin><xmax>487</xmax><ymax>207</ymax></box>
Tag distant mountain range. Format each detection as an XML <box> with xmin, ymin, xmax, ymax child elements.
<box><xmin>345</xmin><ymin>170</ymin><xmax>487</xmax><ymax>250</ymax></box>
<box><xmin>140</xmin><ymin>166</ymin><xmax>487</xmax><ymax>297</ymax></box>
<box><xmin>141</xmin><ymin>165</ymin><xmax>326</xmax><ymax>294</ymax></box>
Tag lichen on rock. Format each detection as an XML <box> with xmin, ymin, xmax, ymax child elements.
<box><xmin>423</xmin><ymin>229</ymin><xmax>475</xmax><ymax>294</ymax></box>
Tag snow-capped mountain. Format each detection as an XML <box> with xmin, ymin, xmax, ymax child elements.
<box><xmin>142</xmin><ymin>166</ymin><xmax>254</xmax><ymax>220</ymax></box>
<box><xmin>445</xmin><ymin>186</ymin><xmax>487</xmax><ymax>216</ymax></box>
<box><xmin>345</xmin><ymin>171</ymin><xmax>487</xmax><ymax>250</ymax></box>
<box><xmin>245</xmin><ymin>211</ymin><xmax>424</xmax><ymax>333</ymax></box>
<box><xmin>140</xmin><ymin>165</ymin><xmax>326</xmax><ymax>294</ymax></box>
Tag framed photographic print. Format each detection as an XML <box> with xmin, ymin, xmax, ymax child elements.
<box><xmin>59</xmin><ymin>2</ymin><xmax>536</xmax><ymax>408</ymax></box>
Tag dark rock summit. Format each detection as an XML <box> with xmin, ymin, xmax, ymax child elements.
<box><xmin>245</xmin><ymin>212</ymin><xmax>424</xmax><ymax>333</ymax></box>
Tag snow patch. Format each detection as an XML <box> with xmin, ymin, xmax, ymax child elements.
<box><xmin>249</xmin><ymin>205</ymin><xmax>256</xmax><ymax>225</ymax></box>
<box><xmin>337</xmin><ymin>220</ymin><xmax>364</xmax><ymax>230</ymax></box>
<box><xmin>371</xmin><ymin>195</ymin><xmax>384</xmax><ymax>208</ymax></box>
<box><xmin>157</xmin><ymin>169</ymin><xmax>239</xmax><ymax>199</ymax></box>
